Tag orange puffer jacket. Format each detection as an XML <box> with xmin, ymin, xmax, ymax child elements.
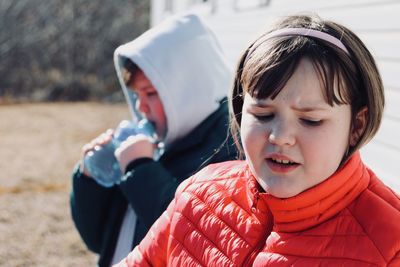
<box><xmin>116</xmin><ymin>153</ymin><xmax>400</xmax><ymax>266</ymax></box>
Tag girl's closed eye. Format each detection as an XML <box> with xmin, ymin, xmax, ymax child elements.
<box><xmin>300</xmin><ymin>118</ymin><xmax>323</xmax><ymax>127</ymax></box>
<box><xmin>253</xmin><ymin>113</ymin><xmax>274</xmax><ymax>122</ymax></box>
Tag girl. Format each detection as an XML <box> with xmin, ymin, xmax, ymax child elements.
<box><xmin>115</xmin><ymin>14</ymin><xmax>400</xmax><ymax>266</ymax></box>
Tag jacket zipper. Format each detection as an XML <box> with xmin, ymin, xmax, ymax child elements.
<box><xmin>242</xmin><ymin>193</ymin><xmax>273</xmax><ymax>267</ymax></box>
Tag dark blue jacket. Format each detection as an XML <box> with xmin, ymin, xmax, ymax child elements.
<box><xmin>70</xmin><ymin>100</ymin><xmax>238</xmax><ymax>267</ymax></box>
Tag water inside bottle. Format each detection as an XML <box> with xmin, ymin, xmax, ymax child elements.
<box><xmin>84</xmin><ymin>119</ymin><xmax>161</xmax><ymax>187</ymax></box>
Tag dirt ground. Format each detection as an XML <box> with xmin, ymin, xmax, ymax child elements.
<box><xmin>0</xmin><ymin>102</ymin><xmax>130</xmax><ymax>266</ymax></box>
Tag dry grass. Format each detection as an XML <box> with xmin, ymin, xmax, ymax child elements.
<box><xmin>0</xmin><ymin>102</ymin><xmax>130</xmax><ymax>266</ymax></box>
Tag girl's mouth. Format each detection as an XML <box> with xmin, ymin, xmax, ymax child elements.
<box><xmin>266</xmin><ymin>157</ymin><xmax>300</xmax><ymax>173</ymax></box>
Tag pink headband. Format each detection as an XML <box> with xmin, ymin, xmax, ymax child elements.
<box><xmin>261</xmin><ymin>28</ymin><xmax>350</xmax><ymax>55</ymax></box>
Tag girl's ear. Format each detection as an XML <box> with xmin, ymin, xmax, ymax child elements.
<box><xmin>350</xmin><ymin>106</ymin><xmax>368</xmax><ymax>146</ymax></box>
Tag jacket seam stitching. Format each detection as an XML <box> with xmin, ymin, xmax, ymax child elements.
<box><xmin>175</xmin><ymin>211</ymin><xmax>234</xmax><ymax>265</ymax></box>
<box><xmin>168</xmin><ymin>234</ymin><xmax>205</xmax><ymax>266</ymax></box>
<box><xmin>187</xmin><ymin>185</ymin><xmax>255</xmax><ymax>247</ymax></box>
<box><xmin>346</xmin><ymin>205</ymin><xmax>387</xmax><ymax>264</ymax></box>
<box><xmin>388</xmin><ymin>250</ymin><xmax>400</xmax><ymax>265</ymax></box>
<box><xmin>274</xmin><ymin>252</ymin><xmax>380</xmax><ymax>265</ymax></box>
<box><xmin>190</xmin><ymin>175</ymin><xmax>243</xmax><ymax>185</ymax></box>
<box><xmin>211</xmin><ymin>174</ymin><xmax>257</xmax><ymax>229</ymax></box>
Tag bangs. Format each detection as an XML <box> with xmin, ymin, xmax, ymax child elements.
<box><xmin>241</xmin><ymin>36</ymin><xmax>358</xmax><ymax>106</ymax></box>
<box><xmin>122</xmin><ymin>58</ymin><xmax>139</xmax><ymax>86</ymax></box>
<box><xmin>231</xmin><ymin>14</ymin><xmax>384</xmax><ymax>158</ymax></box>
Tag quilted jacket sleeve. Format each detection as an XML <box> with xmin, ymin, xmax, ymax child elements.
<box><xmin>114</xmin><ymin>177</ymin><xmax>193</xmax><ymax>267</ymax></box>
<box><xmin>113</xmin><ymin>195</ymin><xmax>175</xmax><ymax>267</ymax></box>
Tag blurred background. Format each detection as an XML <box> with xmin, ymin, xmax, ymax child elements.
<box><xmin>0</xmin><ymin>0</ymin><xmax>399</xmax><ymax>266</ymax></box>
<box><xmin>0</xmin><ymin>0</ymin><xmax>149</xmax><ymax>103</ymax></box>
<box><xmin>0</xmin><ymin>0</ymin><xmax>149</xmax><ymax>266</ymax></box>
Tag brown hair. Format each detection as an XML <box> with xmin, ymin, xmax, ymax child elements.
<box><xmin>121</xmin><ymin>57</ymin><xmax>140</xmax><ymax>86</ymax></box>
<box><xmin>230</xmin><ymin>14</ymin><xmax>384</xmax><ymax>159</ymax></box>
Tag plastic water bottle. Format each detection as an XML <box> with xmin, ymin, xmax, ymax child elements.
<box><xmin>83</xmin><ymin>119</ymin><xmax>158</xmax><ymax>187</ymax></box>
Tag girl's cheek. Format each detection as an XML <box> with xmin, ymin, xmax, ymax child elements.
<box><xmin>244</xmin><ymin>122</ymin><xmax>265</xmax><ymax>140</ymax></box>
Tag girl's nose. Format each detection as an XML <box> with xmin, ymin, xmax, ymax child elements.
<box><xmin>268</xmin><ymin>121</ymin><xmax>295</xmax><ymax>146</ymax></box>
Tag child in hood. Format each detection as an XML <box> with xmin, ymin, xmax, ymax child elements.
<box><xmin>70</xmin><ymin>14</ymin><xmax>238</xmax><ymax>267</ymax></box>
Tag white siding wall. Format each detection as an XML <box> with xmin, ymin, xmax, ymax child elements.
<box><xmin>152</xmin><ymin>0</ymin><xmax>400</xmax><ymax>192</ymax></box>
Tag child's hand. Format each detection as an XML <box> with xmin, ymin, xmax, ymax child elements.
<box><xmin>115</xmin><ymin>134</ymin><xmax>155</xmax><ymax>173</ymax></box>
<box><xmin>80</xmin><ymin>129</ymin><xmax>114</xmax><ymax>176</ymax></box>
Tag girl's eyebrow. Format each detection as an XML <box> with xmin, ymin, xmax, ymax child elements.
<box><xmin>250</xmin><ymin>101</ymin><xmax>272</xmax><ymax>108</ymax></box>
<box><xmin>251</xmin><ymin>101</ymin><xmax>328</xmax><ymax>112</ymax></box>
<box><xmin>291</xmin><ymin>105</ymin><xmax>328</xmax><ymax>112</ymax></box>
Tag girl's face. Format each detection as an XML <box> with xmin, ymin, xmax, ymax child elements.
<box><xmin>129</xmin><ymin>71</ymin><xmax>167</xmax><ymax>138</ymax></box>
<box><xmin>241</xmin><ymin>58</ymin><xmax>353</xmax><ymax>198</ymax></box>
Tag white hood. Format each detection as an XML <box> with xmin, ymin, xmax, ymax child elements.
<box><xmin>114</xmin><ymin>14</ymin><xmax>232</xmax><ymax>147</ymax></box>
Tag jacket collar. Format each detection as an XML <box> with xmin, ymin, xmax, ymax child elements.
<box><xmin>161</xmin><ymin>99</ymin><xmax>228</xmax><ymax>159</ymax></box>
<box><xmin>247</xmin><ymin>152</ymin><xmax>370</xmax><ymax>232</ymax></box>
